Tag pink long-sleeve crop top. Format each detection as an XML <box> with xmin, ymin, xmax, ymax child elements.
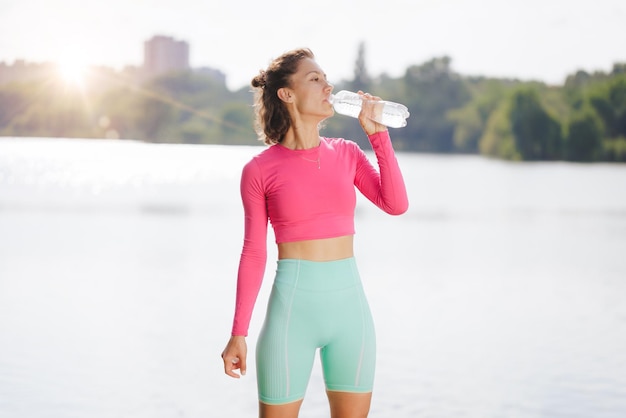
<box><xmin>231</xmin><ymin>130</ymin><xmax>408</xmax><ymax>336</ymax></box>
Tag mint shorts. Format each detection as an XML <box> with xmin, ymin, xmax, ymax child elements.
<box><xmin>256</xmin><ymin>257</ymin><xmax>376</xmax><ymax>405</ymax></box>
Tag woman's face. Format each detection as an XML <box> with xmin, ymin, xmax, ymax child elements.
<box><xmin>286</xmin><ymin>57</ymin><xmax>334</xmax><ymax>120</ymax></box>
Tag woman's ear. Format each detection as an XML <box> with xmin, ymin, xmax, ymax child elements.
<box><xmin>277</xmin><ymin>87</ymin><xmax>293</xmax><ymax>103</ymax></box>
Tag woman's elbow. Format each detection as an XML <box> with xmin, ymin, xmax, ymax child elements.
<box><xmin>386</xmin><ymin>199</ymin><xmax>409</xmax><ymax>216</ymax></box>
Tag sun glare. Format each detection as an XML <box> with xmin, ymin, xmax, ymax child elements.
<box><xmin>58</xmin><ymin>58</ymin><xmax>88</xmax><ymax>86</ymax></box>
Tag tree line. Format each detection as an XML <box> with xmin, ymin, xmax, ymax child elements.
<box><xmin>1</xmin><ymin>50</ymin><xmax>625</xmax><ymax>162</ymax></box>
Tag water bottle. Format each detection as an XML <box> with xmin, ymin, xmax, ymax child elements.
<box><xmin>330</xmin><ymin>90</ymin><xmax>410</xmax><ymax>128</ymax></box>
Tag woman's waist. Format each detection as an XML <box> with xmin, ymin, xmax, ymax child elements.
<box><xmin>277</xmin><ymin>235</ymin><xmax>353</xmax><ymax>261</ymax></box>
<box><xmin>275</xmin><ymin>255</ymin><xmax>361</xmax><ymax>290</ymax></box>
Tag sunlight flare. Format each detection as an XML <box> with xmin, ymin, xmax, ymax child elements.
<box><xmin>57</xmin><ymin>57</ymin><xmax>88</xmax><ymax>86</ymax></box>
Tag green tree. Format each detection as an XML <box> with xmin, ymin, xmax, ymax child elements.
<box><xmin>479</xmin><ymin>99</ymin><xmax>521</xmax><ymax>160</ymax></box>
<box><xmin>400</xmin><ymin>57</ymin><xmax>471</xmax><ymax>152</ymax></box>
<box><xmin>612</xmin><ymin>63</ymin><xmax>626</xmax><ymax>75</ymax></box>
<box><xmin>220</xmin><ymin>102</ymin><xmax>255</xmax><ymax>145</ymax></box>
<box><xmin>509</xmin><ymin>88</ymin><xmax>562</xmax><ymax>160</ymax></box>
<box><xmin>579</xmin><ymin>75</ymin><xmax>626</xmax><ymax>139</ymax></box>
<box><xmin>603</xmin><ymin>137</ymin><xmax>626</xmax><ymax>162</ymax></box>
<box><xmin>448</xmin><ymin>79</ymin><xmax>510</xmax><ymax>153</ymax></box>
<box><xmin>96</xmin><ymin>86</ymin><xmax>145</xmax><ymax>140</ymax></box>
<box><xmin>564</xmin><ymin>106</ymin><xmax>604</xmax><ymax>162</ymax></box>
<box><xmin>350</xmin><ymin>41</ymin><xmax>370</xmax><ymax>93</ymax></box>
<box><xmin>2</xmin><ymin>78</ymin><xmax>96</xmax><ymax>138</ymax></box>
<box><xmin>136</xmin><ymin>95</ymin><xmax>176</xmax><ymax>141</ymax></box>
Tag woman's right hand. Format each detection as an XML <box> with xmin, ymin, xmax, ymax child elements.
<box><xmin>357</xmin><ymin>91</ymin><xmax>388</xmax><ymax>136</ymax></box>
<box><xmin>221</xmin><ymin>335</ymin><xmax>247</xmax><ymax>378</ymax></box>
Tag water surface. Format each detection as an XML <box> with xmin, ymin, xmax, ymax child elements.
<box><xmin>1</xmin><ymin>138</ymin><xmax>625</xmax><ymax>418</ymax></box>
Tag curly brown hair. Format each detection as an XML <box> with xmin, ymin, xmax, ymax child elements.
<box><xmin>251</xmin><ymin>48</ymin><xmax>315</xmax><ymax>145</ymax></box>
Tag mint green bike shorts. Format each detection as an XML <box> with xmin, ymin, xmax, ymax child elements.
<box><xmin>256</xmin><ymin>257</ymin><xmax>376</xmax><ymax>405</ymax></box>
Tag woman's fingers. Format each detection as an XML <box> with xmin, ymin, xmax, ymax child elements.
<box><xmin>356</xmin><ymin>91</ymin><xmax>386</xmax><ymax>134</ymax></box>
<box><xmin>221</xmin><ymin>336</ymin><xmax>248</xmax><ymax>378</ymax></box>
<box><xmin>222</xmin><ymin>354</ymin><xmax>242</xmax><ymax>378</ymax></box>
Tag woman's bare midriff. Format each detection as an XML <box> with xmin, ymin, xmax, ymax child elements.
<box><xmin>277</xmin><ymin>235</ymin><xmax>354</xmax><ymax>261</ymax></box>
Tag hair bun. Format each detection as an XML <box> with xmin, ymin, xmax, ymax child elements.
<box><xmin>252</xmin><ymin>70</ymin><xmax>267</xmax><ymax>89</ymax></box>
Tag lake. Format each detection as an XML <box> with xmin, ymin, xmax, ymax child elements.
<box><xmin>1</xmin><ymin>137</ymin><xmax>625</xmax><ymax>418</ymax></box>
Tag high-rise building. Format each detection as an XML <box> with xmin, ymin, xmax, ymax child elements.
<box><xmin>143</xmin><ymin>35</ymin><xmax>189</xmax><ymax>78</ymax></box>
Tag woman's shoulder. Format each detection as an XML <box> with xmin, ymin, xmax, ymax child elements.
<box><xmin>248</xmin><ymin>143</ymin><xmax>280</xmax><ymax>162</ymax></box>
<box><xmin>242</xmin><ymin>144</ymin><xmax>281</xmax><ymax>174</ymax></box>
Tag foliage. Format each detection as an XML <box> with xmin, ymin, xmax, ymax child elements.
<box><xmin>603</xmin><ymin>136</ymin><xmax>626</xmax><ymax>162</ymax></box>
<box><xmin>479</xmin><ymin>98</ymin><xmax>520</xmax><ymax>160</ymax></box>
<box><xmin>564</xmin><ymin>105</ymin><xmax>604</xmax><ymax>162</ymax></box>
<box><xmin>449</xmin><ymin>79</ymin><xmax>514</xmax><ymax>153</ymax></box>
<box><xmin>349</xmin><ymin>41</ymin><xmax>371</xmax><ymax>93</ymax></box>
<box><xmin>395</xmin><ymin>57</ymin><xmax>472</xmax><ymax>152</ymax></box>
<box><xmin>0</xmin><ymin>68</ymin><xmax>254</xmax><ymax>144</ymax></box>
<box><xmin>509</xmin><ymin>88</ymin><xmax>563</xmax><ymax>160</ymax></box>
<box><xmin>1</xmin><ymin>49</ymin><xmax>625</xmax><ymax>162</ymax></box>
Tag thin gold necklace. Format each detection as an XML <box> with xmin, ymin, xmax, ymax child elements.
<box><xmin>298</xmin><ymin>141</ymin><xmax>321</xmax><ymax>169</ymax></box>
<box><xmin>299</xmin><ymin>153</ymin><xmax>320</xmax><ymax>169</ymax></box>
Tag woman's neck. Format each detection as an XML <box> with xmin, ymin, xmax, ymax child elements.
<box><xmin>281</xmin><ymin>125</ymin><xmax>320</xmax><ymax>150</ymax></box>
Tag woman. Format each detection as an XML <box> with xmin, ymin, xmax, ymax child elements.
<box><xmin>221</xmin><ymin>47</ymin><xmax>408</xmax><ymax>418</ymax></box>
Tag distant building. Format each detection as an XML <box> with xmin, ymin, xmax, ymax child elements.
<box><xmin>143</xmin><ymin>35</ymin><xmax>189</xmax><ymax>78</ymax></box>
<box><xmin>0</xmin><ymin>36</ymin><xmax>230</xmax><ymax>88</ymax></box>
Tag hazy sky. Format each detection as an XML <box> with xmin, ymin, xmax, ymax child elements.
<box><xmin>1</xmin><ymin>0</ymin><xmax>625</xmax><ymax>90</ymax></box>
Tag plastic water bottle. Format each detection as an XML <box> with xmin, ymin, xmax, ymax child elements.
<box><xmin>330</xmin><ymin>90</ymin><xmax>410</xmax><ymax>128</ymax></box>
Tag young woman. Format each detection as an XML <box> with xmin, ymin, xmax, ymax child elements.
<box><xmin>221</xmin><ymin>48</ymin><xmax>409</xmax><ymax>418</ymax></box>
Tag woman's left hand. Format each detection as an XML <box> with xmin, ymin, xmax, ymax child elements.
<box><xmin>357</xmin><ymin>91</ymin><xmax>388</xmax><ymax>136</ymax></box>
<box><xmin>221</xmin><ymin>335</ymin><xmax>248</xmax><ymax>378</ymax></box>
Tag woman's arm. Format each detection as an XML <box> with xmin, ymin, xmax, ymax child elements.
<box><xmin>354</xmin><ymin>129</ymin><xmax>409</xmax><ymax>215</ymax></box>
<box><xmin>222</xmin><ymin>159</ymin><xmax>267</xmax><ymax>378</ymax></box>
<box><xmin>352</xmin><ymin>91</ymin><xmax>409</xmax><ymax>214</ymax></box>
<box><xmin>231</xmin><ymin>158</ymin><xmax>268</xmax><ymax>336</ymax></box>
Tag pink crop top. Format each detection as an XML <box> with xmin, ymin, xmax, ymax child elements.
<box><xmin>231</xmin><ymin>130</ymin><xmax>408</xmax><ymax>336</ymax></box>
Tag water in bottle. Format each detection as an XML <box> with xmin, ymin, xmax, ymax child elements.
<box><xmin>329</xmin><ymin>90</ymin><xmax>410</xmax><ymax>128</ymax></box>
